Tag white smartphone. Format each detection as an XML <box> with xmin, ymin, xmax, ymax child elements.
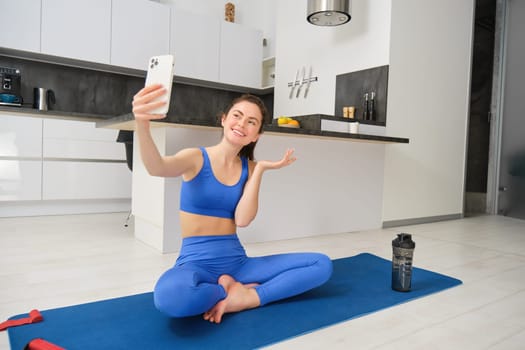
<box><xmin>144</xmin><ymin>54</ymin><xmax>175</xmax><ymax>115</ymax></box>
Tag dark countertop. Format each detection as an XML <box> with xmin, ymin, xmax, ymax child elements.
<box><xmin>263</xmin><ymin>124</ymin><xmax>409</xmax><ymax>144</ymax></box>
<box><xmin>0</xmin><ymin>105</ymin><xmax>114</xmax><ymax>122</ymax></box>
<box><xmin>97</xmin><ymin>112</ymin><xmax>409</xmax><ymax>144</ymax></box>
<box><xmin>1</xmin><ymin>106</ymin><xmax>409</xmax><ymax>144</ymax></box>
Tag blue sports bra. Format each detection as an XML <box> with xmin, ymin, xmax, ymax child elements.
<box><xmin>180</xmin><ymin>147</ymin><xmax>249</xmax><ymax>219</ymax></box>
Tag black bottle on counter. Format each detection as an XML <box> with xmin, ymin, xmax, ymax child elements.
<box><xmin>391</xmin><ymin>233</ymin><xmax>416</xmax><ymax>292</ymax></box>
<box><xmin>369</xmin><ymin>91</ymin><xmax>375</xmax><ymax>121</ymax></box>
<box><xmin>362</xmin><ymin>92</ymin><xmax>369</xmax><ymax>120</ymax></box>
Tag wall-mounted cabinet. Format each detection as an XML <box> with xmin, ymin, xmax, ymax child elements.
<box><xmin>41</xmin><ymin>0</ymin><xmax>111</xmax><ymax>64</ymax></box>
<box><xmin>220</xmin><ymin>21</ymin><xmax>263</xmax><ymax>88</ymax></box>
<box><xmin>111</xmin><ymin>0</ymin><xmax>170</xmax><ymax>70</ymax></box>
<box><xmin>0</xmin><ymin>0</ymin><xmax>41</xmax><ymax>53</ymax></box>
<box><xmin>1</xmin><ymin>0</ymin><xmax>265</xmax><ymax>89</ymax></box>
<box><xmin>170</xmin><ymin>7</ymin><xmax>221</xmax><ymax>82</ymax></box>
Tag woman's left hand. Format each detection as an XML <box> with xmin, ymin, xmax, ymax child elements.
<box><xmin>256</xmin><ymin>148</ymin><xmax>296</xmax><ymax>171</ymax></box>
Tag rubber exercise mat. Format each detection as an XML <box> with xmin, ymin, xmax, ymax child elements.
<box><xmin>8</xmin><ymin>253</ymin><xmax>462</xmax><ymax>349</ymax></box>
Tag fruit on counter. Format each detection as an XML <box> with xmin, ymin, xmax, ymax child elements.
<box><xmin>277</xmin><ymin>116</ymin><xmax>291</xmax><ymax>125</ymax></box>
<box><xmin>277</xmin><ymin>117</ymin><xmax>300</xmax><ymax>127</ymax></box>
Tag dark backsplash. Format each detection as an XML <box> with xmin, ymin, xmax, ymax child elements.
<box><xmin>335</xmin><ymin>65</ymin><xmax>389</xmax><ymax>125</ymax></box>
<box><xmin>0</xmin><ymin>55</ymin><xmax>273</xmax><ymax>125</ymax></box>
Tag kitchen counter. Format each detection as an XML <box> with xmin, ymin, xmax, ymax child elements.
<box><xmin>1</xmin><ymin>106</ymin><xmax>409</xmax><ymax>144</ymax></box>
<box><xmin>0</xmin><ymin>105</ymin><xmax>113</xmax><ymax>122</ymax></box>
<box><xmin>263</xmin><ymin>124</ymin><xmax>408</xmax><ymax>144</ymax></box>
<box><xmin>96</xmin><ymin>112</ymin><xmax>409</xmax><ymax>144</ymax></box>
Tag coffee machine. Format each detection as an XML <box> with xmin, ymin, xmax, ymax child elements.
<box><xmin>0</xmin><ymin>66</ymin><xmax>23</xmax><ymax>106</ymax></box>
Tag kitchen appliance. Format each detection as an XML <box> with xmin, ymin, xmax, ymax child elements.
<box><xmin>33</xmin><ymin>88</ymin><xmax>56</xmax><ymax>111</ymax></box>
<box><xmin>307</xmin><ymin>0</ymin><xmax>351</xmax><ymax>26</ymax></box>
<box><xmin>0</xmin><ymin>66</ymin><xmax>23</xmax><ymax>107</ymax></box>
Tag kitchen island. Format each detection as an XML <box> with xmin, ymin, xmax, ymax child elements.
<box><xmin>95</xmin><ymin>112</ymin><xmax>409</xmax><ymax>253</ymax></box>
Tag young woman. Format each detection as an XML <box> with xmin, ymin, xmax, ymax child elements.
<box><xmin>132</xmin><ymin>84</ymin><xmax>332</xmax><ymax>324</ymax></box>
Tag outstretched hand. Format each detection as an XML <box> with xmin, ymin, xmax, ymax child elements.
<box><xmin>256</xmin><ymin>148</ymin><xmax>297</xmax><ymax>171</ymax></box>
<box><xmin>132</xmin><ymin>84</ymin><xmax>168</xmax><ymax>121</ymax></box>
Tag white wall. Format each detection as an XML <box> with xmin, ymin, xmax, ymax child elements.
<box><xmin>272</xmin><ymin>0</ymin><xmax>474</xmax><ymax>225</ymax></box>
<box><xmin>382</xmin><ymin>0</ymin><xmax>475</xmax><ymax>223</ymax></box>
<box><xmin>273</xmin><ymin>0</ymin><xmax>391</xmax><ymax>118</ymax></box>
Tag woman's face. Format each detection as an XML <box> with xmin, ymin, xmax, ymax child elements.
<box><xmin>221</xmin><ymin>101</ymin><xmax>262</xmax><ymax>146</ymax></box>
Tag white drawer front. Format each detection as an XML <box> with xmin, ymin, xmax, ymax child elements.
<box><xmin>42</xmin><ymin>161</ymin><xmax>131</xmax><ymax>200</ymax></box>
<box><xmin>321</xmin><ymin>119</ymin><xmax>350</xmax><ymax>133</ymax></box>
<box><xmin>42</xmin><ymin>119</ymin><xmax>124</xmax><ymax>160</ymax></box>
<box><xmin>0</xmin><ymin>116</ymin><xmax>43</xmax><ymax>157</ymax></box>
<box><xmin>43</xmin><ymin>139</ymin><xmax>125</xmax><ymax>160</ymax></box>
<box><xmin>43</xmin><ymin>119</ymin><xmax>119</xmax><ymax>141</ymax></box>
<box><xmin>0</xmin><ymin>160</ymin><xmax>42</xmax><ymax>201</ymax></box>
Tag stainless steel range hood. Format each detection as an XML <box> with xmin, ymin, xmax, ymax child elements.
<box><xmin>307</xmin><ymin>0</ymin><xmax>351</xmax><ymax>26</ymax></box>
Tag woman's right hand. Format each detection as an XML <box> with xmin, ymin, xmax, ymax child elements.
<box><xmin>132</xmin><ymin>84</ymin><xmax>168</xmax><ymax>122</ymax></box>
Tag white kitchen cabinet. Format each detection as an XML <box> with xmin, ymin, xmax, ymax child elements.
<box><xmin>42</xmin><ymin>161</ymin><xmax>131</xmax><ymax>200</ymax></box>
<box><xmin>219</xmin><ymin>21</ymin><xmax>263</xmax><ymax>88</ymax></box>
<box><xmin>0</xmin><ymin>160</ymin><xmax>42</xmax><ymax>201</ymax></box>
<box><xmin>42</xmin><ymin>119</ymin><xmax>124</xmax><ymax>160</ymax></box>
<box><xmin>0</xmin><ymin>115</ymin><xmax>42</xmax><ymax>202</ymax></box>
<box><xmin>0</xmin><ymin>0</ymin><xmax>41</xmax><ymax>53</ymax></box>
<box><xmin>170</xmin><ymin>7</ymin><xmax>220</xmax><ymax>82</ymax></box>
<box><xmin>41</xmin><ymin>118</ymin><xmax>130</xmax><ymax>200</ymax></box>
<box><xmin>0</xmin><ymin>115</ymin><xmax>131</xmax><ymax>213</ymax></box>
<box><xmin>111</xmin><ymin>0</ymin><xmax>170</xmax><ymax>70</ymax></box>
<box><xmin>0</xmin><ymin>116</ymin><xmax>42</xmax><ymax>157</ymax></box>
<box><xmin>41</xmin><ymin>0</ymin><xmax>111</xmax><ymax>64</ymax></box>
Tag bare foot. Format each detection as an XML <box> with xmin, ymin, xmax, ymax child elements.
<box><xmin>203</xmin><ymin>275</ymin><xmax>261</xmax><ymax>324</ymax></box>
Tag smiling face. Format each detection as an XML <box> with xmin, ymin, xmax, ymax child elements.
<box><xmin>221</xmin><ymin>100</ymin><xmax>263</xmax><ymax>146</ymax></box>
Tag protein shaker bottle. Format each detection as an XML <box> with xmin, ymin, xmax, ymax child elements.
<box><xmin>391</xmin><ymin>233</ymin><xmax>416</xmax><ymax>292</ymax></box>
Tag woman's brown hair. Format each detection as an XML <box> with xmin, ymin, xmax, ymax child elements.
<box><xmin>223</xmin><ymin>94</ymin><xmax>267</xmax><ymax>160</ymax></box>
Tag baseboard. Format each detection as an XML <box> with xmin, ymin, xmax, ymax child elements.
<box><xmin>0</xmin><ymin>198</ymin><xmax>131</xmax><ymax>218</ymax></box>
<box><xmin>382</xmin><ymin>213</ymin><xmax>463</xmax><ymax>228</ymax></box>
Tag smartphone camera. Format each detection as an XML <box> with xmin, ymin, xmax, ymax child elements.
<box><xmin>150</xmin><ymin>58</ymin><xmax>159</xmax><ymax>69</ymax></box>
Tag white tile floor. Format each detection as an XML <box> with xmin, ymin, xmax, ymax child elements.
<box><xmin>1</xmin><ymin>213</ymin><xmax>524</xmax><ymax>349</ymax></box>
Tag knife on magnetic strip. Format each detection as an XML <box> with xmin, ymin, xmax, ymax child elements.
<box><xmin>304</xmin><ymin>66</ymin><xmax>313</xmax><ymax>98</ymax></box>
<box><xmin>296</xmin><ymin>66</ymin><xmax>306</xmax><ymax>98</ymax></box>
<box><xmin>289</xmin><ymin>69</ymin><xmax>299</xmax><ymax>99</ymax></box>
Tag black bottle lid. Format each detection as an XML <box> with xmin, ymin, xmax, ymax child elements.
<box><xmin>392</xmin><ymin>233</ymin><xmax>415</xmax><ymax>249</ymax></box>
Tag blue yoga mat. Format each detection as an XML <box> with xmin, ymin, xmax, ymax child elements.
<box><xmin>8</xmin><ymin>253</ymin><xmax>462</xmax><ymax>349</ymax></box>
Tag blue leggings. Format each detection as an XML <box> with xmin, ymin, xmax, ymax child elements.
<box><xmin>153</xmin><ymin>234</ymin><xmax>333</xmax><ymax>318</ymax></box>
